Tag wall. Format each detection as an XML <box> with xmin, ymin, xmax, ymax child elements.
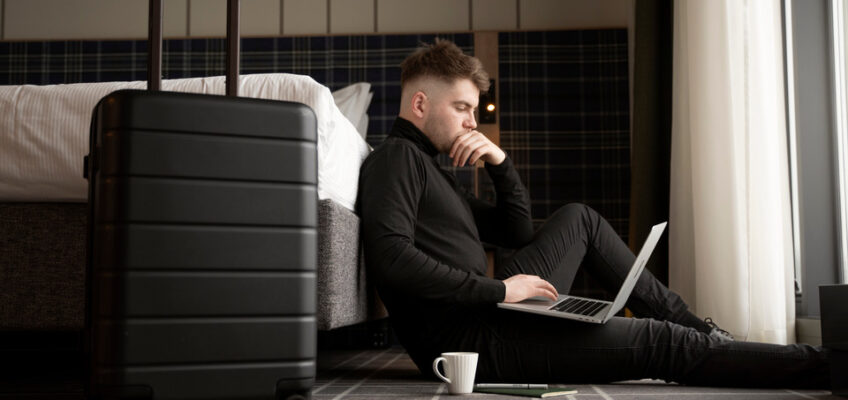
<box><xmin>0</xmin><ymin>0</ymin><xmax>630</xmax><ymax>40</ymax></box>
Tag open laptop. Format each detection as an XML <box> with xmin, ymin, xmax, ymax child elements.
<box><xmin>497</xmin><ymin>221</ymin><xmax>667</xmax><ymax>324</ymax></box>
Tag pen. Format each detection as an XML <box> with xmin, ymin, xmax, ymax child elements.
<box><xmin>475</xmin><ymin>383</ymin><xmax>549</xmax><ymax>389</ymax></box>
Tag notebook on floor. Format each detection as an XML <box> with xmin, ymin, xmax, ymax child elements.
<box><xmin>497</xmin><ymin>221</ymin><xmax>667</xmax><ymax>324</ymax></box>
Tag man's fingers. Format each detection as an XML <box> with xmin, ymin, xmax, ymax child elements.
<box><xmin>536</xmin><ymin>288</ymin><xmax>557</xmax><ymax>301</ymax></box>
<box><xmin>455</xmin><ymin>137</ymin><xmax>491</xmax><ymax>167</ymax></box>
<box><xmin>456</xmin><ymin>140</ymin><xmax>484</xmax><ymax>166</ymax></box>
<box><xmin>448</xmin><ymin>132</ymin><xmax>470</xmax><ymax>157</ymax></box>
<box><xmin>502</xmin><ymin>274</ymin><xmax>559</xmax><ymax>303</ymax></box>
<box><xmin>449</xmin><ymin>130</ymin><xmax>507</xmax><ymax>167</ymax></box>
<box><xmin>453</xmin><ymin>139</ymin><xmax>473</xmax><ymax>166</ymax></box>
<box><xmin>468</xmin><ymin>146</ymin><xmax>489</xmax><ymax>165</ymax></box>
<box><xmin>464</xmin><ymin>142</ymin><xmax>484</xmax><ymax>165</ymax></box>
<box><xmin>528</xmin><ymin>275</ymin><xmax>557</xmax><ymax>300</ymax></box>
<box><xmin>449</xmin><ymin>131</ymin><xmax>476</xmax><ymax>158</ymax></box>
<box><xmin>535</xmin><ymin>279</ymin><xmax>558</xmax><ymax>300</ymax></box>
<box><xmin>542</xmin><ymin>280</ymin><xmax>558</xmax><ymax>298</ymax></box>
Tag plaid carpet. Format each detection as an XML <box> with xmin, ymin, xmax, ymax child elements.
<box><xmin>316</xmin><ymin>346</ymin><xmax>838</xmax><ymax>399</ymax></box>
<box><xmin>0</xmin><ymin>345</ymin><xmax>837</xmax><ymax>399</ymax></box>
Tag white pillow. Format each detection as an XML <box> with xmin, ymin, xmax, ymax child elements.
<box><xmin>332</xmin><ymin>82</ymin><xmax>372</xmax><ymax>140</ymax></box>
<box><xmin>0</xmin><ymin>74</ymin><xmax>371</xmax><ymax>211</ymax></box>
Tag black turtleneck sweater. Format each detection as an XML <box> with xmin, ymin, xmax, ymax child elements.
<box><xmin>357</xmin><ymin>117</ymin><xmax>534</xmax><ymax>350</ymax></box>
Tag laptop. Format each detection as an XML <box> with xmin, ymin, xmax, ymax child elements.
<box><xmin>497</xmin><ymin>221</ymin><xmax>667</xmax><ymax>324</ymax></box>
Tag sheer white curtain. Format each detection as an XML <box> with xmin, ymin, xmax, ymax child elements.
<box><xmin>669</xmin><ymin>0</ymin><xmax>795</xmax><ymax>344</ymax></box>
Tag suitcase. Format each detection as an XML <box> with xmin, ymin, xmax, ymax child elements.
<box><xmin>83</xmin><ymin>1</ymin><xmax>318</xmax><ymax>399</ymax></box>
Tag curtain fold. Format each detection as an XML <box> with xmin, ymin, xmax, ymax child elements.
<box><xmin>669</xmin><ymin>0</ymin><xmax>795</xmax><ymax>344</ymax></box>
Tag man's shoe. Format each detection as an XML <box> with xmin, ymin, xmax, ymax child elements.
<box><xmin>705</xmin><ymin>317</ymin><xmax>734</xmax><ymax>342</ymax></box>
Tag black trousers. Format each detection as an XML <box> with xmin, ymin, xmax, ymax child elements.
<box><xmin>422</xmin><ymin>203</ymin><xmax>829</xmax><ymax>389</ymax></box>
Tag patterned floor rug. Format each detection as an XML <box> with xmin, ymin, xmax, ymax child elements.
<box><xmin>316</xmin><ymin>346</ymin><xmax>838</xmax><ymax>400</ymax></box>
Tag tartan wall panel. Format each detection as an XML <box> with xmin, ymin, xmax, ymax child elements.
<box><xmin>0</xmin><ymin>32</ymin><xmax>628</xmax><ymax>237</ymax></box>
<box><xmin>499</xmin><ymin>30</ymin><xmax>630</xmax><ymax>239</ymax></box>
<box><xmin>0</xmin><ymin>34</ymin><xmax>473</xmax><ymax>148</ymax></box>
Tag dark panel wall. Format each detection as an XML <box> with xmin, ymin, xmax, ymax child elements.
<box><xmin>499</xmin><ymin>30</ymin><xmax>631</xmax><ymax>240</ymax></box>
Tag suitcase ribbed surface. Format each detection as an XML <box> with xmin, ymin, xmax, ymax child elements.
<box><xmin>87</xmin><ymin>90</ymin><xmax>317</xmax><ymax>399</ymax></box>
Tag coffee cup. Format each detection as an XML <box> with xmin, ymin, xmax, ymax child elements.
<box><xmin>432</xmin><ymin>352</ymin><xmax>478</xmax><ymax>394</ymax></box>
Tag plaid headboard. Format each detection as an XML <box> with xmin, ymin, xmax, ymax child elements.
<box><xmin>0</xmin><ymin>30</ymin><xmax>629</xmax><ymax>239</ymax></box>
<box><xmin>0</xmin><ymin>34</ymin><xmax>472</xmax><ymax>149</ymax></box>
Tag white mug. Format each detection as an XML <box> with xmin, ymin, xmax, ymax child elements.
<box><xmin>432</xmin><ymin>352</ymin><xmax>479</xmax><ymax>394</ymax></box>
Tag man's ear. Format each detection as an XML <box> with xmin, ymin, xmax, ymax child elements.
<box><xmin>411</xmin><ymin>91</ymin><xmax>427</xmax><ymax>119</ymax></box>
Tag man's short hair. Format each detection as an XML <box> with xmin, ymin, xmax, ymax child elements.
<box><xmin>400</xmin><ymin>38</ymin><xmax>490</xmax><ymax>93</ymax></box>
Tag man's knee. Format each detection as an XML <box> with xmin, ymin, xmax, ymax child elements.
<box><xmin>549</xmin><ymin>203</ymin><xmax>598</xmax><ymax>228</ymax></box>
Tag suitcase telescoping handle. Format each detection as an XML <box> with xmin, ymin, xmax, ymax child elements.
<box><xmin>147</xmin><ymin>0</ymin><xmax>240</xmax><ymax>96</ymax></box>
<box><xmin>85</xmin><ymin>0</ymin><xmax>241</xmax><ymax>177</ymax></box>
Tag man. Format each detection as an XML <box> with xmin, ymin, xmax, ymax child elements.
<box><xmin>357</xmin><ymin>39</ymin><xmax>828</xmax><ymax>388</ymax></box>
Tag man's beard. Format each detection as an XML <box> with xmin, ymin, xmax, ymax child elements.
<box><xmin>422</xmin><ymin>119</ymin><xmax>447</xmax><ymax>153</ymax></box>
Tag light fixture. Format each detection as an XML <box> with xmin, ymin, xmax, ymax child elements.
<box><xmin>478</xmin><ymin>79</ymin><xmax>497</xmax><ymax>124</ymax></box>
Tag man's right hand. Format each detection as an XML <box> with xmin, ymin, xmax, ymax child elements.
<box><xmin>449</xmin><ymin>130</ymin><xmax>506</xmax><ymax>167</ymax></box>
<box><xmin>502</xmin><ymin>274</ymin><xmax>559</xmax><ymax>303</ymax></box>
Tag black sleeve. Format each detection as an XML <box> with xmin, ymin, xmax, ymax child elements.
<box><xmin>466</xmin><ymin>156</ymin><xmax>534</xmax><ymax>248</ymax></box>
<box><xmin>358</xmin><ymin>143</ymin><xmax>506</xmax><ymax>305</ymax></box>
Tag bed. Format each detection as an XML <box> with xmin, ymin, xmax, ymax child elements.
<box><xmin>0</xmin><ymin>73</ymin><xmax>384</xmax><ymax>331</ymax></box>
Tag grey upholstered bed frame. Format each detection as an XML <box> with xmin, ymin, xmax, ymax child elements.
<box><xmin>0</xmin><ymin>199</ymin><xmax>383</xmax><ymax>331</ymax></box>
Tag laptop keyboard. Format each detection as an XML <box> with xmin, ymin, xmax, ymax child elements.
<box><xmin>549</xmin><ymin>297</ymin><xmax>607</xmax><ymax>317</ymax></box>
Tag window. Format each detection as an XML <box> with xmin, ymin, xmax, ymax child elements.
<box><xmin>784</xmin><ymin>0</ymin><xmax>844</xmax><ymax>316</ymax></box>
<box><xmin>831</xmin><ymin>0</ymin><xmax>848</xmax><ymax>284</ymax></box>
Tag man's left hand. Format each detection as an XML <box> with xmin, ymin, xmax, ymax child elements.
<box><xmin>449</xmin><ymin>130</ymin><xmax>506</xmax><ymax>167</ymax></box>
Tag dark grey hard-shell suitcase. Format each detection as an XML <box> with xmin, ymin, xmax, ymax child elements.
<box><xmin>83</xmin><ymin>1</ymin><xmax>317</xmax><ymax>398</ymax></box>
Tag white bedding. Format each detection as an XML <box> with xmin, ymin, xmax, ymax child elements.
<box><xmin>0</xmin><ymin>74</ymin><xmax>371</xmax><ymax>211</ymax></box>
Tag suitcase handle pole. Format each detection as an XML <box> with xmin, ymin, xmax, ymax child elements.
<box><xmin>226</xmin><ymin>0</ymin><xmax>240</xmax><ymax>97</ymax></box>
<box><xmin>147</xmin><ymin>0</ymin><xmax>163</xmax><ymax>91</ymax></box>
<box><xmin>147</xmin><ymin>0</ymin><xmax>240</xmax><ymax>95</ymax></box>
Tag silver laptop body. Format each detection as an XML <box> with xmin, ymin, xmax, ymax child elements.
<box><xmin>497</xmin><ymin>221</ymin><xmax>667</xmax><ymax>324</ymax></box>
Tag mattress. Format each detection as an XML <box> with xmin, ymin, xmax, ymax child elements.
<box><xmin>0</xmin><ymin>198</ymin><xmax>382</xmax><ymax>331</ymax></box>
<box><xmin>0</xmin><ymin>73</ymin><xmax>370</xmax><ymax>211</ymax></box>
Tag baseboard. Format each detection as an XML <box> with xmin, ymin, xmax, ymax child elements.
<box><xmin>796</xmin><ymin>317</ymin><xmax>822</xmax><ymax>346</ymax></box>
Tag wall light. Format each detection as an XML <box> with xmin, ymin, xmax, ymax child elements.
<box><xmin>478</xmin><ymin>79</ymin><xmax>497</xmax><ymax>124</ymax></box>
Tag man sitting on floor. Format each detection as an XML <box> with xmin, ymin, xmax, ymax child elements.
<box><xmin>357</xmin><ymin>38</ymin><xmax>829</xmax><ymax>388</ymax></box>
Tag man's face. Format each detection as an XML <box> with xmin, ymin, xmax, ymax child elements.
<box><xmin>421</xmin><ymin>79</ymin><xmax>480</xmax><ymax>153</ymax></box>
